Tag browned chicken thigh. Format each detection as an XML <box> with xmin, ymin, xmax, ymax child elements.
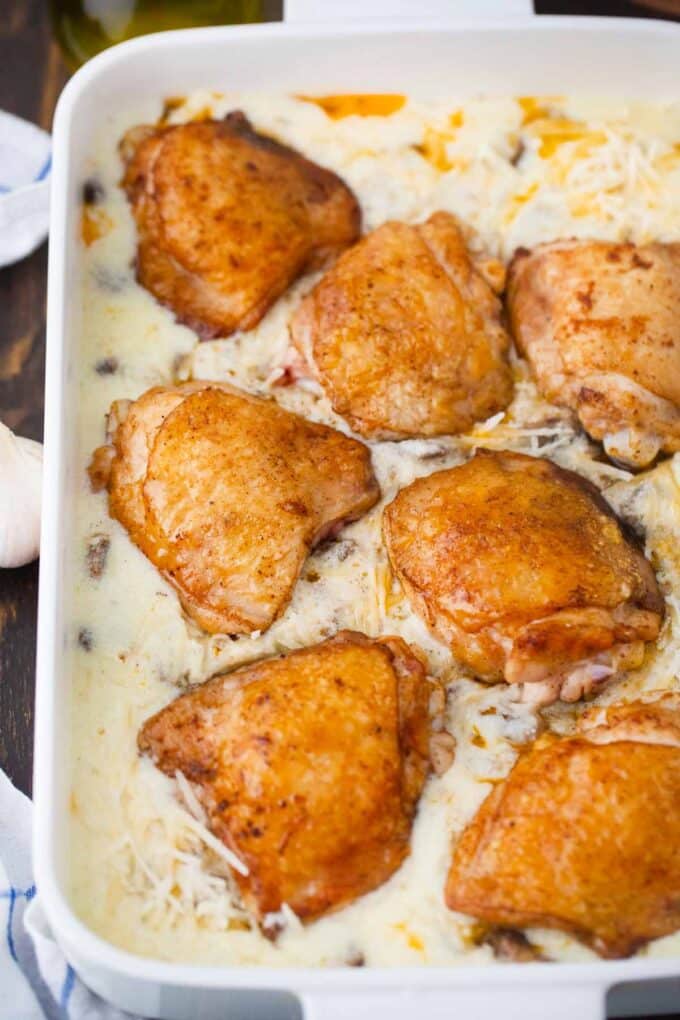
<box><xmin>290</xmin><ymin>212</ymin><xmax>513</xmax><ymax>439</ymax></box>
<box><xmin>89</xmin><ymin>383</ymin><xmax>378</xmax><ymax>635</ymax></box>
<box><xmin>139</xmin><ymin>631</ymin><xmax>434</xmax><ymax>923</ymax></box>
<box><xmin>446</xmin><ymin>695</ymin><xmax>680</xmax><ymax>958</ymax></box>
<box><xmin>121</xmin><ymin>111</ymin><xmax>360</xmax><ymax>339</ymax></box>
<box><xmin>383</xmin><ymin>450</ymin><xmax>663</xmax><ymax>704</ymax></box>
<box><xmin>507</xmin><ymin>239</ymin><xmax>680</xmax><ymax>467</ymax></box>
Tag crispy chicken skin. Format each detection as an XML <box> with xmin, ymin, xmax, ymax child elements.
<box><xmin>446</xmin><ymin>696</ymin><xmax>680</xmax><ymax>958</ymax></box>
<box><xmin>290</xmin><ymin>212</ymin><xmax>513</xmax><ymax>439</ymax></box>
<box><xmin>120</xmin><ymin>112</ymin><xmax>360</xmax><ymax>339</ymax></box>
<box><xmin>507</xmin><ymin>239</ymin><xmax>680</xmax><ymax>467</ymax></box>
<box><xmin>88</xmin><ymin>383</ymin><xmax>379</xmax><ymax>635</ymax></box>
<box><xmin>383</xmin><ymin>450</ymin><xmax>664</xmax><ymax>704</ymax></box>
<box><xmin>138</xmin><ymin>631</ymin><xmax>434</xmax><ymax>923</ymax></box>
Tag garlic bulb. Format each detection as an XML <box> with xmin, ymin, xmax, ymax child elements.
<box><xmin>0</xmin><ymin>421</ymin><xmax>42</xmax><ymax>568</ymax></box>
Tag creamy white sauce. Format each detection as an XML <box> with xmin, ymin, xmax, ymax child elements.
<box><xmin>69</xmin><ymin>91</ymin><xmax>680</xmax><ymax>966</ymax></box>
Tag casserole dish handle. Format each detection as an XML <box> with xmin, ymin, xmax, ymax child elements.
<box><xmin>284</xmin><ymin>0</ymin><xmax>534</xmax><ymax>20</ymax></box>
<box><xmin>300</xmin><ymin>982</ymin><xmax>606</xmax><ymax>1020</ymax></box>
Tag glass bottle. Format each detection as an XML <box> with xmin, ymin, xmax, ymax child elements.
<box><xmin>50</xmin><ymin>0</ymin><xmax>268</xmax><ymax>71</ymax></box>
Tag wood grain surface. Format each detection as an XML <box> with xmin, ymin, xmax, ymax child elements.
<box><xmin>0</xmin><ymin>4</ymin><xmax>679</xmax><ymax>1017</ymax></box>
<box><xmin>0</xmin><ymin>0</ymin><xmax>66</xmax><ymax>796</ymax></box>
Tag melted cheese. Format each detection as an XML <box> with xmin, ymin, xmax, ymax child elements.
<box><xmin>297</xmin><ymin>93</ymin><xmax>406</xmax><ymax>119</ymax></box>
<box><xmin>69</xmin><ymin>91</ymin><xmax>680</xmax><ymax>968</ymax></box>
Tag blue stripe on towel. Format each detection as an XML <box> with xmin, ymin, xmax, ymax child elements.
<box><xmin>60</xmin><ymin>964</ymin><xmax>76</xmax><ymax>1011</ymax></box>
<box><xmin>0</xmin><ymin>884</ymin><xmax>37</xmax><ymax>899</ymax></box>
<box><xmin>2</xmin><ymin>884</ymin><xmax>39</xmax><ymax>961</ymax></box>
<box><xmin>0</xmin><ymin>153</ymin><xmax>51</xmax><ymax>193</ymax></box>
<box><xmin>35</xmin><ymin>152</ymin><xmax>52</xmax><ymax>182</ymax></box>
<box><xmin>5</xmin><ymin>887</ymin><xmax>17</xmax><ymax>961</ymax></box>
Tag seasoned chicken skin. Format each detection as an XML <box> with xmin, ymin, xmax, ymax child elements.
<box><xmin>138</xmin><ymin>631</ymin><xmax>434</xmax><ymax>923</ymax></box>
<box><xmin>290</xmin><ymin>212</ymin><xmax>513</xmax><ymax>439</ymax></box>
<box><xmin>88</xmin><ymin>383</ymin><xmax>378</xmax><ymax>635</ymax></box>
<box><xmin>121</xmin><ymin>111</ymin><xmax>360</xmax><ymax>339</ymax></box>
<box><xmin>383</xmin><ymin>450</ymin><xmax>663</xmax><ymax>704</ymax></box>
<box><xmin>446</xmin><ymin>696</ymin><xmax>680</xmax><ymax>958</ymax></box>
<box><xmin>507</xmin><ymin>239</ymin><xmax>680</xmax><ymax>467</ymax></box>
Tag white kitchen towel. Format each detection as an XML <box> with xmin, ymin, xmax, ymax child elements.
<box><xmin>0</xmin><ymin>110</ymin><xmax>51</xmax><ymax>268</ymax></box>
<box><xmin>0</xmin><ymin>769</ymin><xmax>138</xmax><ymax>1019</ymax></box>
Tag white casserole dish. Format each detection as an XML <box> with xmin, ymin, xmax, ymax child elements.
<box><xmin>35</xmin><ymin>5</ymin><xmax>680</xmax><ymax>1018</ymax></box>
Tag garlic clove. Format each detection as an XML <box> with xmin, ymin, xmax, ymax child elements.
<box><xmin>0</xmin><ymin>421</ymin><xmax>42</xmax><ymax>568</ymax></box>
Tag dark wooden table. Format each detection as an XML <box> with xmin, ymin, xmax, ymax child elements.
<box><xmin>0</xmin><ymin>0</ymin><xmax>66</xmax><ymax>796</ymax></box>
<box><xmin>0</xmin><ymin>2</ymin><xmax>678</xmax><ymax>1016</ymax></box>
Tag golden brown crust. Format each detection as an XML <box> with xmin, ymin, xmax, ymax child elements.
<box><xmin>507</xmin><ymin>239</ymin><xmax>680</xmax><ymax>466</ymax></box>
<box><xmin>578</xmin><ymin>693</ymin><xmax>680</xmax><ymax>747</ymax></box>
<box><xmin>383</xmin><ymin>450</ymin><xmax>663</xmax><ymax>700</ymax></box>
<box><xmin>121</xmin><ymin>112</ymin><xmax>361</xmax><ymax>339</ymax></box>
<box><xmin>138</xmin><ymin>630</ymin><xmax>433</xmax><ymax>922</ymax></box>
<box><xmin>90</xmin><ymin>382</ymin><xmax>379</xmax><ymax>635</ymax></box>
<box><xmin>445</xmin><ymin>698</ymin><xmax>680</xmax><ymax>958</ymax></box>
<box><xmin>290</xmin><ymin>212</ymin><xmax>513</xmax><ymax>439</ymax></box>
